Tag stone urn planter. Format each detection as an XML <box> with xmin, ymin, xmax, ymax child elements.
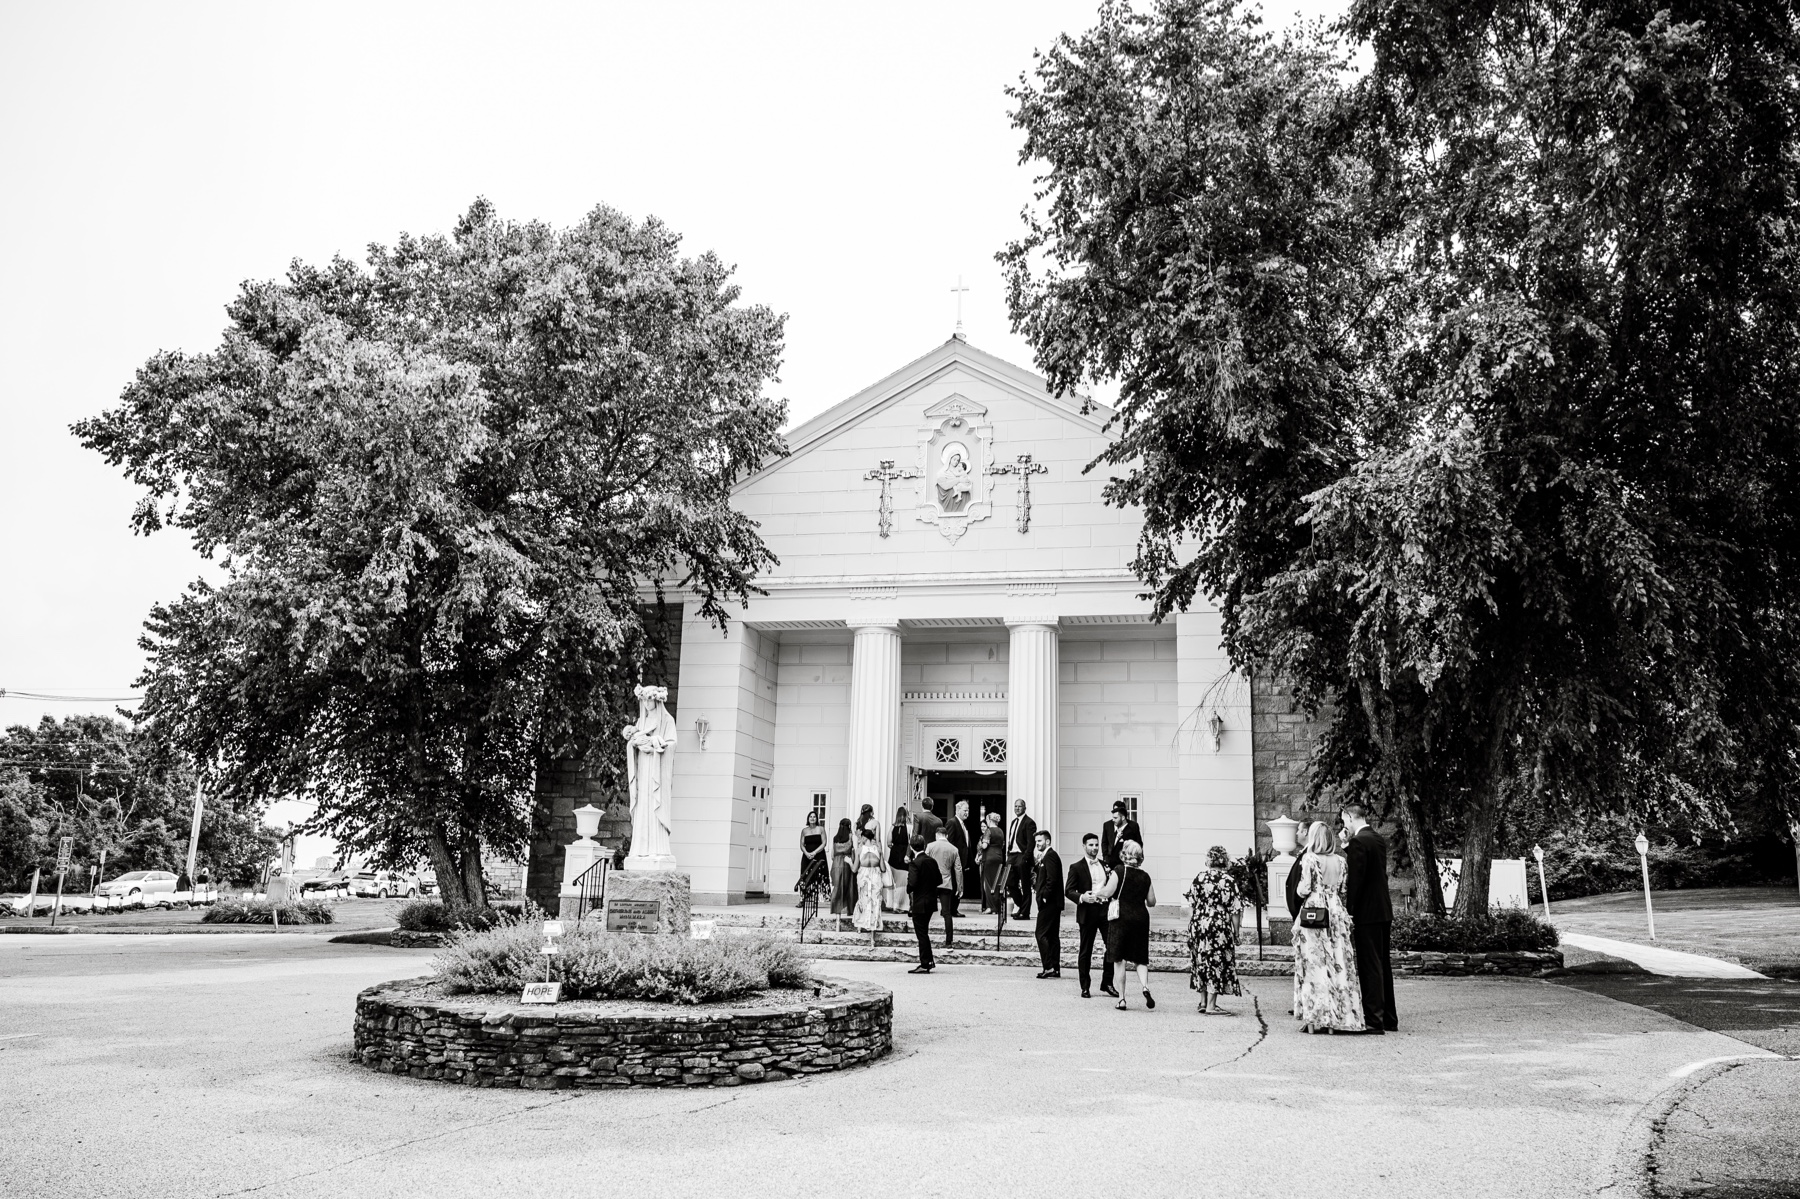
<box><xmin>353</xmin><ymin>975</ymin><xmax>892</xmax><ymax>1089</ymax></box>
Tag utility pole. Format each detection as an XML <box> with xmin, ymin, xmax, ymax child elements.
<box><xmin>184</xmin><ymin>776</ymin><xmax>204</xmax><ymax>888</ymax></box>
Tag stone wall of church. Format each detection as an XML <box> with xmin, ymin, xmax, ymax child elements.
<box><xmin>1250</xmin><ymin>672</ymin><xmax>1332</xmax><ymax>855</ymax></box>
<box><xmin>525</xmin><ymin>611</ymin><xmax>683</xmax><ymax>913</ymax></box>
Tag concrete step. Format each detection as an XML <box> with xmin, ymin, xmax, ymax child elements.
<box><xmin>706</xmin><ymin>907</ymin><xmax>1247</xmax><ymax>947</ymax></box>
<box><xmin>782</xmin><ymin>923</ymin><xmax>1291</xmax><ymax>960</ymax></box>
<box><xmin>788</xmin><ymin>940</ymin><xmax>1293</xmax><ymax>977</ymax></box>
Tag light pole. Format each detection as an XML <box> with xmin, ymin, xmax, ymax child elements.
<box><xmin>1634</xmin><ymin>831</ymin><xmax>1655</xmax><ymax>941</ymax></box>
<box><xmin>1531</xmin><ymin>844</ymin><xmax>1550</xmax><ymax>920</ymax></box>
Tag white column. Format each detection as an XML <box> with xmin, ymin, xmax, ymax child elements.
<box><xmin>845</xmin><ymin>621</ymin><xmax>902</xmax><ymax>831</ymax></box>
<box><xmin>1006</xmin><ymin>618</ymin><xmax>1059</xmax><ymax>845</ymax></box>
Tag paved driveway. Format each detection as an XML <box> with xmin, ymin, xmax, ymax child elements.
<box><xmin>0</xmin><ymin>934</ymin><xmax>1777</xmax><ymax>1198</ymax></box>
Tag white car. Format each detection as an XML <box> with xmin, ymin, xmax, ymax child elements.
<box><xmin>95</xmin><ymin>871</ymin><xmax>179</xmax><ymax>902</ymax></box>
<box><xmin>350</xmin><ymin>870</ymin><xmax>419</xmax><ymax>899</ymax></box>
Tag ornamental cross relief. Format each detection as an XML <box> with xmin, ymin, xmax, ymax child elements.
<box><xmin>987</xmin><ymin>454</ymin><xmax>1048</xmax><ymax>532</ymax></box>
<box><xmin>864</xmin><ymin>459</ymin><xmax>920</xmax><ymax>539</ymax></box>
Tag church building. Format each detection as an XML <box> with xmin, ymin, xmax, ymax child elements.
<box><xmin>527</xmin><ymin>336</ymin><xmax>1322</xmax><ymax>909</ymax></box>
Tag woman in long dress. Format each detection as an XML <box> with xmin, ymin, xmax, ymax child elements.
<box><xmin>1185</xmin><ymin>845</ymin><xmax>1244</xmax><ymax>1014</ymax></box>
<box><xmin>796</xmin><ymin>816</ymin><xmax>830</xmax><ymax>906</ymax></box>
<box><xmin>977</xmin><ymin>811</ymin><xmax>1006</xmax><ymax>914</ymax></box>
<box><xmin>1292</xmin><ymin>820</ymin><xmax>1367</xmax><ymax>1033</ymax></box>
<box><xmin>828</xmin><ymin>818</ymin><xmax>856</xmax><ymax>927</ymax></box>
<box><xmin>1099</xmin><ymin>840</ymin><xmax>1157</xmax><ymax>1011</ymax></box>
<box><xmin>852</xmin><ymin>826</ymin><xmax>887</xmax><ymax>943</ymax></box>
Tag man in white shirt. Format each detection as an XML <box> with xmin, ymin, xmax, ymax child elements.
<box><xmin>1005</xmin><ymin>798</ymin><xmax>1038</xmax><ymax>920</ymax></box>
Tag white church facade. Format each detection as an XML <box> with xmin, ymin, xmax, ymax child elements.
<box><xmin>530</xmin><ymin>336</ymin><xmax>1287</xmax><ymax>909</ymax></box>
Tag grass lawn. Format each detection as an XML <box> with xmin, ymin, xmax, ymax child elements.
<box><xmin>1551</xmin><ymin>885</ymin><xmax>1800</xmax><ymax>975</ymax></box>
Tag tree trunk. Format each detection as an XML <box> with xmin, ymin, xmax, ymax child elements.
<box><xmin>1452</xmin><ymin>696</ymin><xmax>1514</xmax><ymax>920</ymax></box>
<box><xmin>426</xmin><ymin>825</ymin><xmax>469</xmax><ymax>908</ymax></box>
<box><xmin>1399</xmin><ymin>788</ymin><xmax>1446</xmax><ymax>916</ymax></box>
<box><xmin>1359</xmin><ymin>681</ymin><xmax>1445</xmax><ymax>915</ymax></box>
<box><xmin>459</xmin><ymin>826</ymin><xmax>486</xmax><ymax>908</ymax></box>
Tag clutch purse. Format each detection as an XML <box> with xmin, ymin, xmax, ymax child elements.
<box><xmin>1106</xmin><ymin>897</ymin><xmax>1121</xmax><ymax>921</ymax></box>
<box><xmin>1299</xmin><ymin>900</ymin><xmax>1329</xmax><ymax>930</ymax></box>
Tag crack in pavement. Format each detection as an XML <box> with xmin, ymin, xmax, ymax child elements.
<box><xmin>1197</xmin><ymin>994</ymin><xmax>1268</xmax><ymax>1073</ymax></box>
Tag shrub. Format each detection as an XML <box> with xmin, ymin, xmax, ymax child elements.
<box><xmin>395</xmin><ymin>900</ymin><xmax>527</xmax><ymax>933</ymax></box>
<box><xmin>1390</xmin><ymin>907</ymin><xmax>1558</xmax><ymax>954</ymax></box>
<box><xmin>434</xmin><ymin>922</ymin><xmax>813</xmax><ymax>1004</ymax></box>
<box><xmin>201</xmin><ymin>898</ymin><xmax>335</xmax><ymax>925</ymax></box>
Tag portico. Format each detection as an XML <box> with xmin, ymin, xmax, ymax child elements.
<box><xmin>615</xmin><ymin>336</ymin><xmax>1256</xmax><ymax>905</ymax></box>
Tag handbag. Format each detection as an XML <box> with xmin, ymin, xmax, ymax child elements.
<box><xmin>1105</xmin><ymin>867</ymin><xmax>1123</xmax><ymax>922</ymax></box>
<box><xmin>1299</xmin><ymin>898</ymin><xmax>1329</xmax><ymax>930</ymax></box>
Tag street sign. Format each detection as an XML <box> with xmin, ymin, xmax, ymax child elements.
<box><xmin>55</xmin><ymin>837</ymin><xmax>72</xmax><ymax>874</ymax></box>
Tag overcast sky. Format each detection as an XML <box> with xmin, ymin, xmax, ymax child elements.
<box><xmin>1</xmin><ymin>0</ymin><xmax>1343</xmax><ymax>854</ymax></box>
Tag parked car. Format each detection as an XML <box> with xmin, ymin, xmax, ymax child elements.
<box><xmin>350</xmin><ymin>870</ymin><xmax>419</xmax><ymax>899</ymax></box>
<box><xmin>95</xmin><ymin>871</ymin><xmax>179</xmax><ymax>902</ymax></box>
<box><xmin>296</xmin><ymin>868</ymin><xmax>351</xmax><ymax>894</ymax></box>
<box><xmin>418</xmin><ymin>867</ymin><xmax>437</xmax><ymax>896</ymax></box>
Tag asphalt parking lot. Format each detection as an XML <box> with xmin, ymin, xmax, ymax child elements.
<box><xmin>2</xmin><ymin>933</ymin><xmax>1788</xmax><ymax>1198</ymax></box>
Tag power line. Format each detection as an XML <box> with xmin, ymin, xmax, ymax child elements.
<box><xmin>0</xmin><ymin>688</ymin><xmax>144</xmax><ymax>703</ymax></box>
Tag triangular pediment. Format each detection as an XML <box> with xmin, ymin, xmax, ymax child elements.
<box><xmin>730</xmin><ymin>336</ymin><xmax>1139</xmax><ymax>586</ymax></box>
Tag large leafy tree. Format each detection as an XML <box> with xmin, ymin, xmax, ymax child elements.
<box><xmin>77</xmin><ymin>201</ymin><xmax>787</xmax><ymax>907</ymax></box>
<box><xmin>1003</xmin><ymin>0</ymin><xmax>1800</xmax><ymax>913</ymax></box>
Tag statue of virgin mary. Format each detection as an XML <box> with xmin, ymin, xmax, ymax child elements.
<box><xmin>621</xmin><ymin>684</ymin><xmax>679</xmax><ymax>870</ymax></box>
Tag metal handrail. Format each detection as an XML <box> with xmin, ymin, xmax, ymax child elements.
<box><xmin>573</xmin><ymin>858</ymin><xmax>610</xmax><ymax>923</ymax></box>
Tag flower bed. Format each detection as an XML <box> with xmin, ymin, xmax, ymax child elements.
<box><xmin>353</xmin><ymin>975</ymin><xmax>892</xmax><ymax>1089</ymax></box>
<box><xmin>201</xmin><ymin>898</ymin><xmax>335</xmax><ymax>925</ymax></box>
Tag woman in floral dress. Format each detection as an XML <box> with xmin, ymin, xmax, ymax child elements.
<box><xmin>1185</xmin><ymin>845</ymin><xmax>1243</xmax><ymax>1013</ymax></box>
<box><xmin>1291</xmin><ymin>821</ymin><xmax>1366</xmax><ymax>1033</ymax></box>
<box><xmin>852</xmin><ymin>826</ymin><xmax>887</xmax><ymax>943</ymax></box>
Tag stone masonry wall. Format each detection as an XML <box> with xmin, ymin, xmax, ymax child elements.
<box><xmin>1250</xmin><ymin>672</ymin><xmax>1333</xmax><ymax>856</ymax></box>
<box><xmin>354</xmin><ymin>977</ymin><xmax>892</xmax><ymax>1090</ymax></box>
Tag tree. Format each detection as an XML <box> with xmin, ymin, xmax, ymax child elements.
<box><xmin>1003</xmin><ymin>0</ymin><xmax>1800</xmax><ymax>914</ymax></box>
<box><xmin>76</xmin><ymin>201</ymin><xmax>787</xmax><ymax>907</ymax></box>
<box><xmin>0</xmin><ymin>715</ymin><xmax>276</xmax><ymax>889</ymax></box>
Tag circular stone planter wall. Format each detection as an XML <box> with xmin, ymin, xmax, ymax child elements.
<box><xmin>353</xmin><ymin>977</ymin><xmax>892</xmax><ymax>1090</ymax></box>
<box><xmin>1392</xmin><ymin>948</ymin><xmax>1563</xmax><ymax>977</ymax></box>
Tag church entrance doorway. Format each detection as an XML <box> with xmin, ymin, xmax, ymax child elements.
<box><xmin>920</xmin><ymin>769</ymin><xmax>1006</xmax><ymax>907</ymax></box>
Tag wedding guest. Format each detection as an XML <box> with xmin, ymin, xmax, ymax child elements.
<box><xmin>1064</xmin><ymin>832</ymin><xmax>1115</xmax><ymax>998</ymax></box>
<box><xmin>1342</xmin><ymin>803</ymin><xmax>1398</xmax><ymax>1033</ymax></box>
<box><xmin>796</xmin><ymin>815</ymin><xmax>830</xmax><ymax>905</ymax></box>
<box><xmin>978</xmin><ymin>811</ymin><xmax>1006</xmax><ymax>913</ymax></box>
<box><xmin>857</xmin><ymin>803</ymin><xmax>880</xmax><ymax>842</ymax></box>
<box><xmin>949</xmin><ymin>799</ymin><xmax>974</xmax><ymax>895</ymax></box>
<box><xmin>1099</xmin><ymin>840</ymin><xmax>1156</xmax><ymax>1011</ymax></box>
<box><xmin>1291</xmin><ymin>820</ymin><xmax>1366</xmax><ymax>1033</ymax></box>
<box><xmin>913</xmin><ymin>802</ymin><xmax>943</xmax><ymax>846</ymax></box>
<box><xmin>1100</xmin><ymin>800</ymin><xmax>1144</xmax><ymax>872</ymax></box>
<box><xmin>829</xmin><ymin>818</ymin><xmax>856</xmax><ymax>928</ymax></box>
<box><xmin>905</xmin><ymin>834</ymin><xmax>942</xmax><ymax>974</ymax></box>
<box><xmin>1184</xmin><ymin>845</ymin><xmax>1243</xmax><ymax>1014</ymax></box>
<box><xmin>852</xmin><ymin>825</ymin><xmax>886</xmax><ymax>945</ymax></box>
<box><xmin>887</xmin><ymin>806</ymin><xmax>912</xmax><ymax>911</ymax></box>
<box><xmin>925</xmin><ymin>825</ymin><xmax>964</xmax><ymax>948</ymax></box>
<box><xmin>1005</xmin><ymin>799</ymin><xmax>1038</xmax><ymax>920</ymax></box>
<box><xmin>1032</xmin><ymin>829</ymin><xmax>1064</xmax><ymax>978</ymax></box>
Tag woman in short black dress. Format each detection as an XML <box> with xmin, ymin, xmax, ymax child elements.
<box><xmin>1100</xmin><ymin>840</ymin><xmax>1158</xmax><ymax>1011</ymax></box>
<box><xmin>886</xmin><ymin>807</ymin><xmax>912</xmax><ymax>911</ymax></box>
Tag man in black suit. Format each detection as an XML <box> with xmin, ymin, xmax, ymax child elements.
<box><xmin>1064</xmin><ymin>832</ymin><xmax>1116</xmax><ymax>998</ymax></box>
<box><xmin>1032</xmin><ymin>830</ymin><xmax>1064</xmax><ymax>978</ymax></box>
<box><xmin>1005</xmin><ymin>798</ymin><xmax>1038</xmax><ymax>920</ymax></box>
<box><xmin>1342</xmin><ymin>803</ymin><xmax>1397</xmax><ymax>1032</ymax></box>
<box><xmin>905</xmin><ymin>834</ymin><xmax>941</xmax><ymax>975</ymax></box>
<box><xmin>1100</xmin><ymin>801</ymin><xmax>1144</xmax><ymax>872</ymax></box>
<box><xmin>913</xmin><ymin>803</ymin><xmax>943</xmax><ymax>846</ymax></box>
